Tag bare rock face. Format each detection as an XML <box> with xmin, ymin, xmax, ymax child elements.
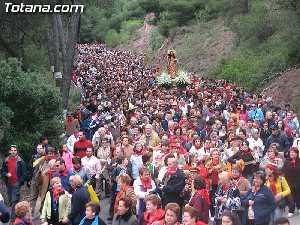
<box><xmin>262</xmin><ymin>68</ymin><xmax>300</xmax><ymax>107</ymax></box>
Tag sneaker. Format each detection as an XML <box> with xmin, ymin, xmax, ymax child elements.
<box><xmin>287</xmin><ymin>213</ymin><xmax>294</xmax><ymax>218</ymax></box>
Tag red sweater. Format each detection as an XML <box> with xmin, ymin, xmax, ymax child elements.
<box><xmin>143</xmin><ymin>209</ymin><xmax>165</xmax><ymax>225</ymax></box>
<box><xmin>7</xmin><ymin>157</ymin><xmax>18</xmax><ymax>184</ymax></box>
<box><xmin>73</xmin><ymin>139</ymin><xmax>92</xmax><ymax>158</ymax></box>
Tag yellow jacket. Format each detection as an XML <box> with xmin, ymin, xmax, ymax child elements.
<box><xmin>266</xmin><ymin>176</ymin><xmax>291</xmax><ymax>198</ymax></box>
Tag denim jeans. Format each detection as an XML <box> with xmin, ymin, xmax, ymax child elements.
<box><xmin>6</xmin><ymin>182</ymin><xmax>20</xmax><ymax>220</ymax></box>
<box><xmin>269</xmin><ymin>206</ymin><xmax>284</xmax><ymax>225</ymax></box>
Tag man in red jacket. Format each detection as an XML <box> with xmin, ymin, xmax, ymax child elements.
<box><xmin>1</xmin><ymin>145</ymin><xmax>26</xmax><ymax>221</ymax></box>
<box><xmin>73</xmin><ymin>132</ymin><xmax>92</xmax><ymax>158</ymax></box>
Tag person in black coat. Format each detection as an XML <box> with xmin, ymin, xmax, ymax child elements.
<box><xmin>282</xmin><ymin>147</ymin><xmax>300</xmax><ymax>215</ymax></box>
<box><xmin>68</xmin><ymin>175</ymin><xmax>91</xmax><ymax>225</ymax></box>
<box><xmin>227</xmin><ymin>141</ymin><xmax>258</xmax><ymax>180</ymax></box>
<box><xmin>161</xmin><ymin>156</ymin><xmax>186</xmax><ymax>208</ymax></box>
<box><xmin>265</xmin><ymin>124</ymin><xmax>290</xmax><ymax>157</ymax></box>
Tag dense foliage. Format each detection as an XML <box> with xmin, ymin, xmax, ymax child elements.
<box><xmin>206</xmin><ymin>0</ymin><xmax>300</xmax><ymax>90</ymax></box>
<box><xmin>0</xmin><ymin>58</ymin><xmax>62</xmax><ymax>161</ymax></box>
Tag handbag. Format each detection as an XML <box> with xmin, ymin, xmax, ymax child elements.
<box><xmin>248</xmin><ymin>205</ymin><xmax>254</xmax><ymax>220</ymax></box>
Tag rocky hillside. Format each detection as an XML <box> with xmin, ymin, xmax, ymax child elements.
<box><xmin>262</xmin><ymin>68</ymin><xmax>300</xmax><ymax>111</ymax></box>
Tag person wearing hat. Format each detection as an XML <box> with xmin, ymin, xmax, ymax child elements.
<box><xmin>180</xmin><ymin>165</ymin><xmax>199</xmax><ymax>206</ymax></box>
<box><xmin>265</xmin><ymin>124</ymin><xmax>290</xmax><ymax>158</ymax></box>
<box><xmin>1</xmin><ymin>145</ymin><xmax>27</xmax><ymax>221</ymax></box>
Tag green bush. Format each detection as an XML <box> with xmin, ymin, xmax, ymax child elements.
<box><xmin>0</xmin><ymin>58</ymin><xmax>62</xmax><ymax>161</ymax></box>
<box><xmin>120</xmin><ymin>19</ymin><xmax>143</xmax><ymax>41</ymax></box>
<box><xmin>81</xmin><ymin>7</ymin><xmax>110</xmax><ymax>42</ymax></box>
<box><xmin>139</xmin><ymin>0</ymin><xmax>160</xmax><ymax>13</ymax></box>
<box><xmin>292</xmin><ymin>97</ymin><xmax>300</xmax><ymax>117</ymax></box>
<box><xmin>157</xmin><ymin>0</ymin><xmax>205</xmax><ymax>36</ymax></box>
<box><xmin>23</xmin><ymin>43</ymin><xmax>49</xmax><ymax>71</ymax></box>
<box><xmin>105</xmin><ymin>29</ymin><xmax>120</xmax><ymax>47</ymax></box>
<box><xmin>158</xmin><ymin>11</ymin><xmax>178</xmax><ymax>36</ymax></box>
<box><xmin>150</xmin><ymin>28</ymin><xmax>165</xmax><ymax>51</ymax></box>
<box><xmin>213</xmin><ymin>51</ymin><xmax>266</xmax><ymax>90</ymax></box>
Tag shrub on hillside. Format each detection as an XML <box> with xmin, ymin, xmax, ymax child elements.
<box><xmin>105</xmin><ymin>29</ymin><xmax>120</xmax><ymax>47</ymax></box>
<box><xmin>150</xmin><ymin>28</ymin><xmax>165</xmax><ymax>51</ymax></box>
<box><xmin>213</xmin><ymin>52</ymin><xmax>265</xmax><ymax>90</ymax></box>
<box><xmin>81</xmin><ymin>7</ymin><xmax>110</xmax><ymax>42</ymax></box>
<box><xmin>158</xmin><ymin>0</ymin><xmax>205</xmax><ymax>36</ymax></box>
<box><xmin>120</xmin><ymin>19</ymin><xmax>144</xmax><ymax>42</ymax></box>
<box><xmin>139</xmin><ymin>0</ymin><xmax>160</xmax><ymax>13</ymax></box>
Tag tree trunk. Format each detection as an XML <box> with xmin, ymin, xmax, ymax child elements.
<box><xmin>241</xmin><ymin>0</ymin><xmax>249</xmax><ymax>14</ymax></box>
<box><xmin>52</xmin><ymin>14</ymin><xmax>63</xmax><ymax>91</ymax></box>
<box><xmin>47</xmin><ymin>29</ymin><xmax>55</xmax><ymax>72</ymax></box>
<box><xmin>56</xmin><ymin>1</ymin><xmax>81</xmax><ymax>111</ymax></box>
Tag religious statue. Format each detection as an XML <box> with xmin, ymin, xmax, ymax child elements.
<box><xmin>167</xmin><ymin>49</ymin><xmax>177</xmax><ymax>78</ymax></box>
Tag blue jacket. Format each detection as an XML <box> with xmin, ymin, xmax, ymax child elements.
<box><xmin>248</xmin><ymin>108</ymin><xmax>264</xmax><ymax>121</ymax></box>
<box><xmin>68</xmin><ymin>186</ymin><xmax>91</xmax><ymax>225</ymax></box>
<box><xmin>265</xmin><ymin>132</ymin><xmax>290</xmax><ymax>153</ymax></box>
<box><xmin>51</xmin><ymin>170</ymin><xmax>75</xmax><ymax>192</ymax></box>
<box><xmin>1</xmin><ymin>155</ymin><xmax>27</xmax><ymax>185</ymax></box>
<box><xmin>79</xmin><ymin>216</ymin><xmax>106</xmax><ymax>225</ymax></box>
<box><xmin>243</xmin><ymin>186</ymin><xmax>276</xmax><ymax>224</ymax></box>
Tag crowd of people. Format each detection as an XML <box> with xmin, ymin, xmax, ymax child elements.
<box><xmin>1</xmin><ymin>43</ymin><xmax>300</xmax><ymax>225</ymax></box>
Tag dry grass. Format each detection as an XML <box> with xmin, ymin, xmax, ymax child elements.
<box><xmin>173</xmin><ymin>18</ymin><xmax>235</xmax><ymax>75</ymax></box>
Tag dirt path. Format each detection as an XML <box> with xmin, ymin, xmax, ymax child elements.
<box><xmin>129</xmin><ymin>13</ymin><xmax>156</xmax><ymax>56</ymax></box>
